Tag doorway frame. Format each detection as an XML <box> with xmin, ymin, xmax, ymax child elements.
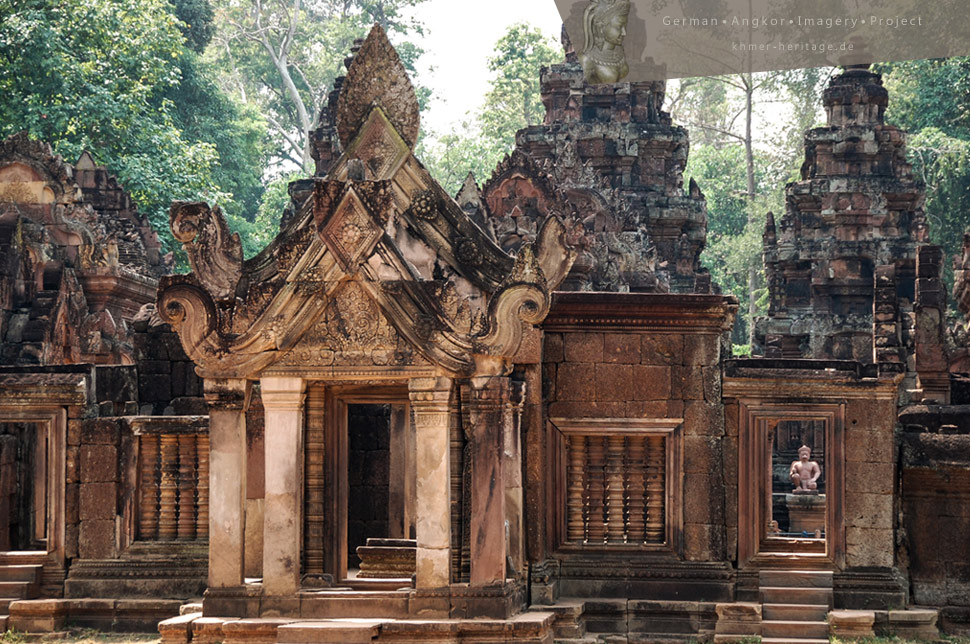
<box><xmin>738</xmin><ymin>402</ymin><xmax>845</xmax><ymax>569</ymax></box>
<box><xmin>0</xmin><ymin>407</ymin><xmax>66</xmax><ymax>566</ymax></box>
<box><xmin>322</xmin><ymin>385</ymin><xmax>412</xmax><ymax>582</ymax></box>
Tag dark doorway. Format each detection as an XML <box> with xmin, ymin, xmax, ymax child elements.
<box><xmin>346</xmin><ymin>404</ymin><xmax>390</xmax><ymax>569</ymax></box>
<box><xmin>0</xmin><ymin>422</ymin><xmax>46</xmax><ymax>551</ymax></box>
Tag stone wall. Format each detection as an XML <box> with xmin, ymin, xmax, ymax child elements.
<box><xmin>899</xmin><ymin>405</ymin><xmax>970</xmax><ymax>632</ymax></box>
<box><xmin>722</xmin><ymin>362</ymin><xmax>903</xmax><ymax>608</ymax></box>
<box><xmin>132</xmin><ymin>312</ymin><xmax>204</xmax><ymax>416</ymax></box>
<box><xmin>536</xmin><ymin>292</ymin><xmax>736</xmax><ymax>600</ymax></box>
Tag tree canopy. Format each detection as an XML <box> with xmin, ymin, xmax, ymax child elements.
<box><xmin>0</xmin><ymin>0</ymin><xmax>268</xmax><ymax>257</ymax></box>
<box><xmin>420</xmin><ymin>22</ymin><xmax>560</xmax><ymax>195</ymax></box>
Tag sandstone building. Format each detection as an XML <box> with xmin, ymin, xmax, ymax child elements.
<box><xmin>0</xmin><ymin>24</ymin><xmax>968</xmax><ymax>644</ymax></box>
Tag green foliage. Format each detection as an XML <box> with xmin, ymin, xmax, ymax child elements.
<box><xmin>882</xmin><ymin>57</ymin><xmax>970</xmax><ymax>302</ymax></box>
<box><xmin>164</xmin><ymin>49</ymin><xmax>270</xmax><ymax>223</ymax></box>
<box><xmin>732</xmin><ymin>343</ymin><xmax>753</xmax><ymax>357</ymax></box>
<box><xmin>0</xmin><ymin>0</ymin><xmax>272</xmax><ymax>257</ymax></box>
<box><xmin>207</xmin><ymin>0</ymin><xmax>428</xmax><ymax>172</ymax></box>
<box><xmin>422</xmin><ymin>22</ymin><xmax>560</xmax><ymax>195</ymax></box>
<box><xmin>687</xmin><ymin>144</ymin><xmax>754</xmax><ymax>238</ymax></box>
<box><xmin>172</xmin><ymin>0</ymin><xmax>216</xmax><ymax>52</ymax></box>
<box><xmin>701</xmin><ymin>204</ymin><xmax>769</xmax><ymax>340</ymax></box>
<box><xmin>0</xmin><ymin>0</ymin><xmax>213</xmax><ymax>245</ymax></box>
<box><xmin>252</xmin><ymin>171</ymin><xmax>303</xmax><ymax>247</ymax></box>
<box><xmin>480</xmin><ymin>22</ymin><xmax>560</xmax><ymax>145</ymax></box>
<box><xmin>881</xmin><ymin>58</ymin><xmax>970</xmax><ymax>139</ymax></box>
<box><xmin>905</xmin><ymin>128</ymin><xmax>970</xmax><ymax>296</ymax></box>
<box><xmin>671</xmin><ymin>68</ymin><xmax>825</xmax><ymax>345</ymax></box>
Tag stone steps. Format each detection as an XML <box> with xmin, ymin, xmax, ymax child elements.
<box><xmin>0</xmin><ymin>563</ymin><xmax>43</xmax><ymax>632</ymax></box>
<box><xmin>277</xmin><ymin>620</ymin><xmax>383</xmax><ymax>643</ymax></box>
<box><xmin>162</xmin><ymin>613</ymin><xmax>557</xmax><ymax>644</ymax></box>
<box><xmin>757</xmin><ymin>569</ymin><xmax>833</xmax><ymax>644</ymax></box>
<box><xmin>546</xmin><ymin>600</ymin><xmax>586</xmax><ymax>640</ymax></box>
<box><xmin>0</xmin><ymin>565</ymin><xmax>44</xmax><ymax>582</ymax></box>
<box><xmin>762</xmin><ymin>603</ymin><xmax>828</xmax><ymax>621</ymax></box>
<box><xmin>759</xmin><ymin>586</ymin><xmax>832</xmax><ymax>606</ymax></box>
<box><xmin>0</xmin><ymin>582</ymin><xmax>42</xmax><ymax>603</ymax></box>
<box><xmin>759</xmin><ymin>570</ymin><xmax>832</xmax><ymax>588</ymax></box>
<box><xmin>761</xmin><ymin>619</ymin><xmax>828</xmax><ymax>639</ymax></box>
<box><xmin>298</xmin><ymin>591</ymin><xmax>411</xmax><ymax>619</ymax></box>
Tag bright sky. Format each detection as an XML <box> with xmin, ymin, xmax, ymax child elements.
<box><xmin>405</xmin><ymin>0</ymin><xmax>563</xmax><ymax>140</ymax></box>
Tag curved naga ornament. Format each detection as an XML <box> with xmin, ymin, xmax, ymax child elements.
<box><xmin>170</xmin><ymin>201</ymin><xmax>243</xmax><ymax>301</ymax></box>
<box><xmin>476</xmin><ymin>216</ymin><xmax>576</xmax><ymax>360</ymax></box>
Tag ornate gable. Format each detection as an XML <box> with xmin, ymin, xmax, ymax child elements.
<box><xmin>159</xmin><ymin>25</ymin><xmax>576</xmax><ymax>381</ymax></box>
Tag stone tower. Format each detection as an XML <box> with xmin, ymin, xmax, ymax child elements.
<box><xmin>755</xmin><ymin>66</ymin><xmax>929</xmax><ymax>364</ymax></box>
<box><xmin>475</xmin><ymin>31</ymin><xmax>709</xmax><ymax>294</ymax></box>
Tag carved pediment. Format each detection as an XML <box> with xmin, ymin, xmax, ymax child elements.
<box><xmin>159</xmin><ymin>24</ymin><xmax>578</xmax><ymax>381</ymax></box>
<box><xmin>276</xmin><ymin>281</ymin><xmax>431</xmax><ymax>372</ymax></box>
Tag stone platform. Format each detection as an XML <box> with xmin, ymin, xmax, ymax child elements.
<box><xmin>159</xmin><ymin>611</ymin><xmax>556</xmax><ymax>644</ymax></box>
<box><xmin>8</xmin><ymin>597</ymin><xmax>185</xmax><ymax>632</ymax></box>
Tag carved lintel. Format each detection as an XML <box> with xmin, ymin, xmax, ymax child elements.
<box><xmin>170</xmin><ymin>201</ymin><xmax>243</xmax><ymax>301</ymax></box>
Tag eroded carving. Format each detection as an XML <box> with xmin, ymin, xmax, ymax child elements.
<box><xmin>336</xmin><ymin>24</ymin><xmax>420</xmax><ymax>149</ymax></box>
<box><xmin>170</xmin><ymin>202</ymin><xmax>242</xmax><ymax>301</ymax></box>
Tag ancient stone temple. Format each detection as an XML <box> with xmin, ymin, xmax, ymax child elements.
<box><xmin>2</xmin><ymin>19</ymin><xmax>970</xmax><ymax>644</ymax></box>
<box><xmin>0</xmin><ymin>134</ymin><xmax>169</xmax><ymax>365</ymax></box>
<box><xmin>477</xmin><ymin>30</ymin><xmax>709</xmax><ymax>294</ymax></box>
<box><xmin>755</xmin><ymin>66</ymin><xmax>928</xmax><ymax>365</ymax></box>
<box><xmin>0</xmin><ymin>133</ymin><xmax>210</xmax><ymax>630</ymax></box>
<box><xmin>157</xmin><ymin>23</ymin><xmax>577</xmax><ymax>626</ymax></box>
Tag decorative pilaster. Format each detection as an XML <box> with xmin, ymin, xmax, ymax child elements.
<box><xmin>408</xmin><ymin>376</ymin><xmax>454</xmax><ymax>589</ymax></box>
<box><xmin>304</xmin><ymin>384</ymin><xmax>326</xmax><ymax>575</ymax></box>
<box><xmin>203</xmin><ymin>378</ymin><xmax>251</xmax><ymax>588</ymax></box>
<box><xmin>465</xmin><ymin>376</ymin><xmax>511</xmax><ymax>585</ymax></box>
<box><xmin>505</xmin><ymin>380</ymin><xmax>526</xmax><ymax>576</ymax></box>
<box><xmin>260</xmin><ymin>376</ymin><xmax>306</xmax><ymax>596</ymax></box>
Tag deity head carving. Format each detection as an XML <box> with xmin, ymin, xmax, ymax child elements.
<box><xmin>798</xmin><ymin>445</ymin><xmax>812</xmax><ymax>459</ymax></box>
<box><xmin>578</xmin><ymin>0</ymin><xmax>631</xmax><ymax>84</ymax></box>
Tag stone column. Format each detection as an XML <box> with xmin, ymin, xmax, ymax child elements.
<box><xmin>408</xmin><ymin>377</ymin><xmax>453</xmax><ymax>589</ymax></box>
<box><xmin>260</xmin><ymin>376</ymin><xmax>306</xmax><ymax>596</ymax></box>
<box><xmin>466</xmin><ymin>376</ymin><xmax>510</xmax><ymax>586</ymax></box>
<box><xmin>203</xmin><ymin>378</ymin><xmax>251</xmax><ymax>588</ymax></box>
<box><xmin>505</xmin><ymin>380</ymin><xmax>525</xmax><ymax>576</ymax></box>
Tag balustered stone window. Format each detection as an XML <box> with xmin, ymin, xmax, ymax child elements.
<box><xmin>551</xmin><ymin>418</ymin><xmax>682</xmax><ymax>552</ymax></box>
